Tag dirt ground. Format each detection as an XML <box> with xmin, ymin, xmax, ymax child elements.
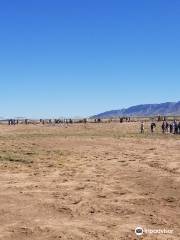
<box><xmin>0</xmin><ymin>122</ymin><xmax>179</xmax><ymax>240</ymax></box>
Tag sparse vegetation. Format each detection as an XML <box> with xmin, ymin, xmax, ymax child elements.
<box><xmin>0</xmin><ymin>123</ymin><xmax>179</xmax><ymax>239</ymax></box>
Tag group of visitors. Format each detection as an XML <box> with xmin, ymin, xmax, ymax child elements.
<box><xmin>7</xmin><ymin>118</ymin><xmax>88</xmax><ymax>125</ymax></box>
<box><xmin>161</xmin><ymin>120</ymin><xmax>180</xmax><ymax>134</ymax></box>
<box><xmin>140</xmin><ymin>120</ymin><xmax>180</xmax><ymax>134</ymax></box>
<box><xmin>8</xmin><ymin>119</ymin><xmax>19</xmax><ymax>125</ymax></box>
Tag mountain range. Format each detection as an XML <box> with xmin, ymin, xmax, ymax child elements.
<box><xmin>92</xmin><ymin>101</ymin><xmax>180</xmax><ymax>118</ymax></box>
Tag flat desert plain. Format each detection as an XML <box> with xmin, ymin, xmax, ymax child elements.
<box><xmin>0</xmin><ymin>122</ymin><xmax>179</xmax><ymax>240</ymax></box>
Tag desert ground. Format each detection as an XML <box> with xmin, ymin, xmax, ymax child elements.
<box><xmin>0</xmin><ymin>122</ymin><xmax>179</xmax><ymax>240</ymax></box>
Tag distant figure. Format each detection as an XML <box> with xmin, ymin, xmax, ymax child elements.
<box><xmin>9</xmin><ymin>119</ymin><xmax>15</xmax><ymax>125</ymax></box>
<box><xmin>174</xmin><ymin>120</ymin><xmax>178</xmax><ymax>134</ymax></box>
<box><xmin>140</xmin><ymin>121</ymin><xmax>144</xmax><ymax>133</ymax></box>
<box><xmin>151</xmin><ymin>122</ymin><xmax>156</xmax><ymax>133</ymax></box>
<box><xmin>178</xmin><ymin>122</ymin><xmax>180</xmax><ymax>134</ymax></box>
<box><xmin>169</xmin><ymin>123</ymin><xmax>173</xmax><ymax>133</ymax></box>
<box><xmin>162</xmin><ymin>121</ymin><xmax>166</xmax><ymax>133</ymax></box>
<box><xmin>165</xmin><ymin>121</ymin><xmax>169</xmax><ymax>133</ymax></box>
<box><xmin>120</xmin><ymin>117</ymin><xmax>123</xmax><ymax>123</ymax></box>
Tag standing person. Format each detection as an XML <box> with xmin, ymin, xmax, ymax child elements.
<box><xmin>162</xmin><ymin>121</ymin><xmax>166</xmax><ymax>134</ymax></box>
<box><xmin>174</xmin><ymin>120</ymin><xmax>178</xmax><ymax>134</ymax></box>
<box><xmin>140</xmin><ymin>121</ymin><xmax>144</xmax><ymax>133</ymax></box>
<box><xmin>178</xmin><ymin>121</ymin><xmax>180</xmax><ymax>134</ymax></box>
<box><xmin>169</xmin><ymin>122</ymin><xmax>173</xmax><ymax>134</ymax></box>
<box><xmin>165</xmin><ymin>121</ymin><xmax>169</xmax><ymax>133</ymax></box>
<box><xmin>151</xmin><ymin>122</ymin><xmax>156</xmax><ymax>133</ymax></box>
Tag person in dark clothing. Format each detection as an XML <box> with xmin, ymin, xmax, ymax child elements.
<box><xmin>162</xmin><ymin>121</ymin><xmax>166</xmax><ymax>133</ymax></box>
<box><xmin>169</xmin><ymin>123</ymin><xmax>173</xmax><ymax>133</ymax></box>
<box><xmin>151</xmin><ymin>122</ymin><xmax>156</xmax><ymax>133</ymax></box>
<box><xmin>165</xmin><ymin>121</ymin><xmax>169</xmax><ymax>133</ymax></box>
<box><xmin>178</xmin><ymin>122</ymin><xmax>180</xmax><ymax>134</ymax></box>
<box><xmin>174</xmin><ymin>121</ymin><xmax>178</xmax><ymax>134</ymax></box>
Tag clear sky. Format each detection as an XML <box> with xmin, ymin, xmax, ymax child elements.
<box><xmin>0</xmin><ymin>0</ymin><xmax>180</xmax><ymax>118</ymax></box>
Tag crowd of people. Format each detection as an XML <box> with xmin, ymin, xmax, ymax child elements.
<box><xmin>7</xmin><ymin>118</ymin><xmax>88</xmax><ymax>125</ymax></box>
<box><xmin>5</xmin><ymin>118</ymin><xmax>180</xmax><ymax>135</ymax></box>
<box><xmin>140</xmin><ymin>120</ymin><xmax>180</xmax><ymax>134</ymax></box>
<box><xmin>161</xmin><ymin>120</ymin><xmax>180</xmax><ymax>134</ymax></box>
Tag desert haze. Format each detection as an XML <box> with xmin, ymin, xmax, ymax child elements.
<box><xmin>0</xmin><ymin>122</ymin><xmax>179</xmax><ymax>240</ymax></box>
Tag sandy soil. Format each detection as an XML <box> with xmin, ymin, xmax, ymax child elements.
<box><xmin>0</xmin><ymin>122</ymin><xmax>179</xmax><ymax>240</ymax></box>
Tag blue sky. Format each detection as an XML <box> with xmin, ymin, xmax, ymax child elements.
<box><xmin>0</xmin><ymin>0</ymin><xmax>180</xmax><ymax>118</ymax></box>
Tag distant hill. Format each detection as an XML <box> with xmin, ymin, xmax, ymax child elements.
<box><xmin>92</xmin><ymin>101</ymin><xmax>180</xmax><ymax>119</ymax></box>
